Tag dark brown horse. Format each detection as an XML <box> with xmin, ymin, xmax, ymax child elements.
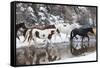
<box><xmin>16</xmin><ymin>23</ymin><xmax>28</xmax><ymax>40</ymax></box>
<box><xmin>70</xmin><ymin>27</ymin><xmax>94</xmax><ymax>42</ymax></box>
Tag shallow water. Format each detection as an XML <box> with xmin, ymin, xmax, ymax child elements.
<box><xmin>16</xmin><ymin>37</ymin><xmax>96</xmax><ymax>65</ymax></box>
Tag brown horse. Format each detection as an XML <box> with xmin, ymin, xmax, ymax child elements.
<box><xmin>16</xmin><ymin>23</ymin><xmax>28</xmax><ymax>40</ymax></box>
<box><xmin>23</xmin><ymin>25</ymin><xmax>61</xmax><ymax>47</ymax></box>
<box><xmin>70</xmin><ymin>27</ymin><xmax>94</xmax><ymax>42</ymax></box>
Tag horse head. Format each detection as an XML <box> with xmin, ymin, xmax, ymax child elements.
<box><xmin>71</xmin><ymin>23</ymin><xmax>81</xmax><ymax>29</ymax></box>
<box><xmin>88</xmin><ymin>27</ymin><xmax>94</xmax><ymax>34</ymax></box>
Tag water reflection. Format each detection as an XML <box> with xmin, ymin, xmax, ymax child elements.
<box><xmin>16</xmin><ymin>45</ymin><xmax>61</xmax><ymax>65</ymax></box>
<box><xmin>70</xmin><ymin>41</ymin><xmax>89</xmax><ymax>56</ymax></box>
<box><xmin>16</xmin><ymin>40</ymin><xmax>96</xmax><ymax>65</ymax></box>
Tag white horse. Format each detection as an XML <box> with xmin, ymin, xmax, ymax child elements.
<box><xmin>54</xmin><ymin>23</ymin><xmax>82</xmax><ymax>39</ymax></box>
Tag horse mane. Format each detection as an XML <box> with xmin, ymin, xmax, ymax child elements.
<box><xmin>31</xmin><ymin>25</ymin><xmax>56</xmax><ymax>30</ymax></box>
<box><xmin>82</xmin><ymin>27</ymin><xmax>92</xmax><ymax>31</ymax></box>
<box><xmin>16</xmin><ymin>23</ymin><xmax>26</xmax><ymax>29</ymax></box>
<box><xmin>16</xmin><ymin>23</ymin><xmax>27</xmax><ymax>40</ymax></box>
<box><xmin>45</xmin><ymin>25</ymin><xmax>55</xmax><ymax>29</ymax></box>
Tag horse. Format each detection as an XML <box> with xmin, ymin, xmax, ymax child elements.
<box><xmin>23</xmin><ymin>23</ymin><xmax>81</xmax><ymax>45</ymax></box>
<box><xmin>23</xmin><ymin>25</ymin><xmax>59</xmax><ymax>47</ymax></box>
<box><xmin>54</xmin><ymin>23</ymin><xmax>82</xmax><ymax>39</ymax></box>
<box><xmin>70</xmin><ymin>27</ymin><xmax>94</xmax><ymax>42</ymax></box>
<box><xmin>16</xmin><ymin>23</ymin><xmax>28</xmax><ymax>40</ymax></box>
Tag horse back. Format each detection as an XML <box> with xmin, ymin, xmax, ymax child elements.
<box><xmin>31</xmin><ymin>25</ymin><xmax>55</xmax><ymax>30</ymax></box>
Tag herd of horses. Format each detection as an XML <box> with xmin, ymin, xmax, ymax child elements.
<box><xmin>16</xmin><ymin>23</ymin><xmax>96</xmax><ymax>65</ymax></box>
<box><xmin>16</xmin><ymin>23</ymin><xmax>95</xmax><ymax>47</ymax></box>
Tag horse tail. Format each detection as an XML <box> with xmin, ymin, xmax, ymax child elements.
<box><xmin>23</xmin><ymin>28</ymin><xmax>28</xmax><ymax>38</ymax></box>
<box><xmin>28</xmin><ymin>29</ymin><xmax>33</xmax><ymax>42</ymax></box>
<box><xmin>70</xmin><ymin>30</ymin><xmax>73</xmax><ymax>40</ymax></box>
<box><xmin>23</xmin><ymin>29</ymin><xmax>32</xmax><ymax>42</ymax></box>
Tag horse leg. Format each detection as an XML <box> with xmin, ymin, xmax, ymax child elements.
<box><xmin>54</xmin><ymin>33</ymin><xmax>59</xmax><ymax>40</ymax></box>
<box><xmin>87</xmin><ymin>40</ymin><xmax>89</xmax><ymax>47</ymax></box>
<box><xmin>28</xmin><ymin>41</ymin><xmax>31</xmax><ymax>46</ymax></box>
<box><xmin>87</xmin><ymin>36</ymin><xmax>90</xmax><ymax>42</ymax></box>
<box><xmin>70</xmin><ymin>31</ymin><xmax>76</xmax><ymax>41</ymax></box>
<box><xmin>28</xmin><ymin>38</ymin><xmax>33</xmax><ymax>46</ymax></box>
<box><xmin>47</xmin><ymin>39</ymin><xmax>53</xmax><ymax>48</ymax></box>
<box><xmin>58</xmin><ymin>33</ymin><xmax>62</xmax><ymax>40</ymax></box>
<box><xmin>72</xmin><ymin>34</ymin><xmax>77</xmax><ymax>41</ymax></box>
<box><xmin>66</xmin><ymin>34</ymin><xmax>70</xmax><ymax>41</ymax></box>
<box><xmin>16</xmin><ymin>35</ymin><xmax>20</xmax><ymax>40</ymax></box>
<box><xmin>86</xmin><ymin>35</ymin><xmax>90</xmax><ymax>47</ymax></box>
<box><xmin>33</xmin><ymin>38</ymin><xmax>38</xmax><ymax>46</ymax></box>
<box><xmin>44</xmin><ymin>39</ymin><xmax>49</xmax><ymax>47</ymax></box>
<box><xmin>50</xmin><ymin>40</ymin><xmax>53</xmax><ymax>48</ymax></box>
<box><xmin>82</xmin><ymin>36</ymin><xmax>84</xmax><ymax>42</ymax></box>
<box><xmin>56</xmin><ymin>29</ymin><xmax>61</xmax><ymax>39</ymax></box>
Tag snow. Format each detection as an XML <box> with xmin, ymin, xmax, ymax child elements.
<box><xmin>50</xmin><ymin>52</ymin><xmax>96</xmax><ymax>63</ymax></box>
<box><xmin>38</xmin><ymin>12</ymin><xmax>46</xmax><ymax>20</ymax></box>
<box><xmin>27</xmin><ymin>6</ymin><xmax>34</xmax><ymax>13</ymax></box>
<box><xmin>38</xmin><ymin>12</ymin><xmax>44</xmax><ymax>16</ymax></box>
<box><xmin>51</xmin><ymin>33</ymin><xmax>69</xmax><ymax>43</ymax></box>
<box><xmin>20</xmin><ymin>7</ymin><xmax>25</xmax><ymax>11</ymax></box>
<box><xmin>16</xmin><ymin>3</ymin><xmax>22</xmax><ymax>7</ymax></box>
<box><xmin>49</xmin><ymin>15</ymin><xmax>63</xmax><ymax>24</ymax></box>
<box><xmin>39</xmin><ymin>7</ymin><xmax>47</xmax><ymax>12</ymax></box>
<box><xmin>78</xmin><ymin>6</ymin><xmax>88</xmax><ymax>12</ymax></box>
<box><xmin>89</xmin><ymin>17</ymin><xmax>93</xmax><ymax>25</ymax></box>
